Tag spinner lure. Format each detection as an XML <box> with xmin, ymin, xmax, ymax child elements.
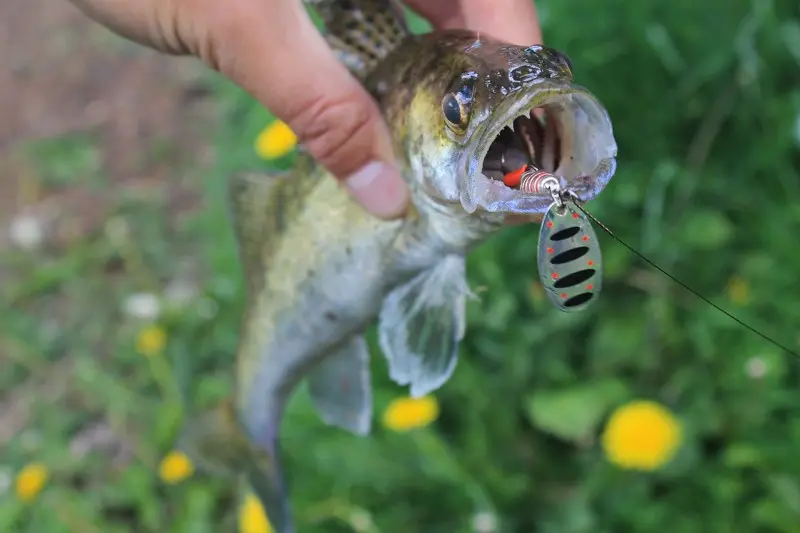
<box><xmin>522</xmin><ymin>167</ymin><xmax>603</xmax><ymax>313</ymax></box>
<box><xmin>505</xmin><ymin>168</ymin><xmax>799</xmax><ymax>360</ymax></box>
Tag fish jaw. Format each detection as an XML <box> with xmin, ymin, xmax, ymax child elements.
<box><xmin>460</xmin><ymin>84</ymin><xmax>618</xmax><ymax>215</ymax></box>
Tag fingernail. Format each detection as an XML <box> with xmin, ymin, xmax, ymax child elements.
<box><xmin>344</xmin><ymin>161</ymin><xmax>409</xmax><ymax>219</ymax></box>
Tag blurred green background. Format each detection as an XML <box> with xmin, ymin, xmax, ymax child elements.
<box><xmin>2</xmin><ymin>0</ymin><xmax>800</xmax><ymax>531</ymax></box>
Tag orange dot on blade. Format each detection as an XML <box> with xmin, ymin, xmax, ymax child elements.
<box><xmin>572</xmin><ymin>213</ymin><xmax>579</xmax><ymax>219</ymax></box>
<box><xmin>547</xmin><ymin>247</ymin><xmax>554</xmax><ymax>253</ymax></box>
<box><xmin>586</xmin><ymin>284</ymin><xmax>593</xmax><ymax>290</ymax></box>
<box><xmin>587</xmin><ymin>260</ymin><xmax>594</xmax><ymax>266</ymax></box>
<box><xmin>582</xmin><ymin>235</ymin><xmax>589</xmax><ymax>241</ymax></box>
<box><xmin>546</xmin><ymin>221</ymin><xmax>553</xmax><ymax>228</ymax></box>
<box><xmin>561</xmin><ymin>293</ymin><xmax>567</xmax><ymax>298</ymax></box>
<box><xmin>552</xmin><ymin>272</ymin><xmax>559</xmax><ymax>279</ymax></box>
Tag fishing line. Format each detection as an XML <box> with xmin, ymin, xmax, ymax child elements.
<box><xmin>571</xmin><ymin>201</ymin><xmax>800</xmax><ymax>361</ymax></box>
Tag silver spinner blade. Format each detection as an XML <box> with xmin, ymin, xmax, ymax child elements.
<box><xmin>537</xmin><ymin>199</ymin><xmax>603</xmax><ymax>312</ymax></box>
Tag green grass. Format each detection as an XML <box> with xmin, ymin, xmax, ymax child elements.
<box><xmin>3</xmin><ymin>0</ymin><xmax>800</xmax><ymax>532</ymax></box>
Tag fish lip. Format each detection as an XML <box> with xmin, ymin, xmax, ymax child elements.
<box><xmin>460</xmin><ymin>82</ymin><xmax>618</xmax><ymax>215</ymax></box>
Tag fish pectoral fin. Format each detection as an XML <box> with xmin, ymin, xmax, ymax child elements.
<box><xmin>378</xmin><ymin>254</ymin><xmax>471</xmax><ymax>398</ymax></box>
<box><xmin>307</xmin><ymin>335</ymin><xmax>372</xmax><ymax>436</ymax></box>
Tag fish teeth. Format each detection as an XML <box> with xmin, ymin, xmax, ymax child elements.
<box><xmin>507</xmin><ymin>113</ymin><xmax>523</xmax><ymax>132</ymax></box>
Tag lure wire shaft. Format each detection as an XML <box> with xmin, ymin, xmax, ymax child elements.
<box><xmin>520</xmin><ymin>169</ymin><xmax>560</xmax><ymax>196</ymax></box>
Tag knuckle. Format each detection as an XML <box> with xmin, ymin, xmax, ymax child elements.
<box><xmin>287</xmin><ymin>92</ymin><xmax>376</xmax><ymax>175</ymax></box>
<box><xmin>175</xmin><ymin>0</ymin><xmax>250</xmax><ymax>72</ymax></box>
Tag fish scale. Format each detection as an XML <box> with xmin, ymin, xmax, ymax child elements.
<box><xmin>307</xmin><ymin>0</ymin><xmax>408</xmax><ymax>79</ymax></box>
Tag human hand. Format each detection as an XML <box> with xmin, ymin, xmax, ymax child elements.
<box><xmin>68</xmin><ymin>0</ymin><xmax>542</xmax><ymax>219</ymax></box>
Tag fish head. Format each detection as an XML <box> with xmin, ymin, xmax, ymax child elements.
<box><xmin>396</xmin><ymin>31</ymin><xmax>618</xmax><ymax>216</ymax></box>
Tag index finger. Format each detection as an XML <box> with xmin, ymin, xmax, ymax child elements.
<box><xmin>202</xmin><ymin>0</ymin><xmax>410</xmax><ymax>218</ymax></box>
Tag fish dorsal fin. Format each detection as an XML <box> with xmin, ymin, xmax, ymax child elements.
<box><xmin>228</xmin><ymin>172</ymin><xmax>283</xmax><ymax>293</ymax></box>
<box><xmin>227</xmin><ymin>159</ymin><xmax>320</xmax><ymax>293</ymax></box>
<box><xmin>305</xmin><ymin>0</ymin><xmax>409</xmax><ymax>80</ymax></box>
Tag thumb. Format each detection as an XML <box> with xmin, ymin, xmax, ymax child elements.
<box><xmin>202</xmin><ymin>1</ymin><xmax>410</xmax><ymax>219</ymax></box>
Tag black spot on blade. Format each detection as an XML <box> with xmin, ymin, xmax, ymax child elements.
<box><xmin>550</xmin><ymin>226</ymin><xmax>580</xmax><ymax>241</ymax></box>
<box><xmin>550</xmin><ymin>246</ymin><xmax>589</xmax><ymax>265</ymax></box>
<box><xmin>563</xmin><ymin>292</ymin><xmax>593</xmax><ymax>307</ymax></box>
<box><xmin>553</xmin><ymin>269</ymin><xmax>595</xmax><ymax>289</ymax></box>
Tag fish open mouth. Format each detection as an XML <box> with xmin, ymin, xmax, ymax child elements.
<box><xmin>461</xmin><ymin>87</ymin><xmax>618</xmax><ymax>214</ymax></box>
<box><xmin>481</xmin><ymin>110</ymin><xmax>563</xmax><ymax>182</ymax></box>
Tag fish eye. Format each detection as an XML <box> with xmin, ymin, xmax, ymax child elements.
<box><xmin>442</xmin><ymin>93</ymin><xmax>471</xmax><ymax>134</ymax></box>
<box><xmin>510</xmin><ymin>64</ymin><xmax>540</xmax><ymax>83</ymax></box>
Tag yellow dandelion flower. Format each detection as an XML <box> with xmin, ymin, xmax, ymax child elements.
<box><xmin>255</xmin><ymin>120</ymin><xmax>297</xmax><ymax>160</ymax></box>
<box><xmin>726</xmin><ymin>276</ymin><xmax>749</xmax><ymax>305</ymax></box>
<box><xmin>136</xmin><ymin>324</ymin><xmax>166</xmax><ymax>357</ymax></box>
<box><xmin>158</xmin><ymin>450</ymin><xmax>194</xmax><ymax>484</ymax></box>
<box><xmin>15</xmin><ymin>462</ymin><xmax>48</xmax><ymax>502</ymax></box>
<box><xmin>239</xmin><ymin>492</ymin><xmax>273</xmax><ymax>533</ymax></box>
<box><xmin>382</xmin><ymin>395</ymin><xmax>439</xmax><ymax>432</ymax></box>
<box><xmin>602</xmin><ymin>400</ymin><xmax>682</xmax><ymax>471</ymax></box>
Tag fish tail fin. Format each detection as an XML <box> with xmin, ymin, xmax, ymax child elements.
<box><xmin>244</xmin><ymin>453</ymin><xmax>293</xmax><ymax>533</ymax></box>
<box><xmin>177</xmin><ymin>398</ymin><xmax>294</xmax><ymax>533</ymax></box>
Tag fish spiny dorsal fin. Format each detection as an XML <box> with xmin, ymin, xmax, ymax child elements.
<box><xmin>305</xmin><ymin>0</ymin><xmax>409</xmax><ymax>80</ymax></box>
<box><xmin>228</xmin><ymin>171</ymin><xmax>287</xmax><ymax>295</ymax></box>
<box><xmin>227</xmin><ymin>163</ymin><xmax>319</xmax><ymax>294</ymax></box>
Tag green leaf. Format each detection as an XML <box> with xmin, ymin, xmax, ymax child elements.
<box><xmin>154</xmin><ymin>401</ymin><xmax>184</xmax><ymax>448</ymax></box>
<box><xmin>174</xmin><ymin>485</ymin><xmax>216</xmax><ymax>533</ymax></box>
<box><xmin>525</xmin><ymin>380</ymin><xmax>629</xmax><ymax>442</ymax></box>
<box><xmin>722</xmin><ymin>442</ymin><xmax>763</xmax><ymax>468</ymax></box>
<box><xmin>587</xmin><ymin>314</ymin><xmax>646</xmax><ymax>371</ymax></box>
<box><xmin>119</xmin><ymin>465</ymin><xmax>161</xmax><ymax>530</ymax></box>
<box><xmin>22</xmin><ymin>133</ymin><xmax>104</xmax><ymax>188</ymax></box>
<box><xmin>404</xmin><ymin>6</ymin><xmax>433</xmax><ymax>34</ymax></box>
<box><xmin>768</xmin><ymin>474</ymin><xmax>800</xmax><ymax>515</ymax></box>
<box><xmin>0</xmin><ymin>500</ymin><xmax>24</xmax><ymax>533</ymax></box>
<box><xmin>679</xmin><ymin>210</ymin><xmax>734</xmax><ymax>249</ymax></box>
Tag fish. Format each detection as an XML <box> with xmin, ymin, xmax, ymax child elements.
<box><xmin>178</xmin><ymin>1</ymin><xmax>618</xmax><ymax>531</ymax></box>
